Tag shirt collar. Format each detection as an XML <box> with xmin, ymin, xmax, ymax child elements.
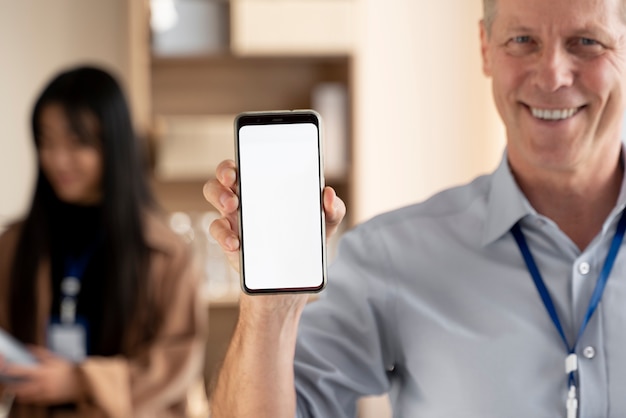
<box><xmin>481</xmin><ymin>150</ymin><xmax>533</xmax><ymax>246</ymax></box>
<box><xmin>602</xmin><ymin>144</ymin><xmax>626</xmax><ymax>234</ymax></box>
<box><xmin>481</xmin><ymin>144</ymin><xmax>626</xmax><ymax>246</ymax></box>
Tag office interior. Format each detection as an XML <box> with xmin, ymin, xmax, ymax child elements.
<box><xmin>0</xmin><ymin>1</ymin><xmax>505</xmax><ymax>416</ymax></box>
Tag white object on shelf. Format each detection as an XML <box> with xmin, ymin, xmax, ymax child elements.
<box><xmin>231</xmin><ymin>0</ymin><xmax>354</xmax><ymax>56</ymax></box>
<box><xmin>197</xmin><ymin>212</ymin><xmax>240</xmax><ymax>302</ymax></box>
<box><xmin>154</xmin><ymin>114</ymin><xmax>235</xmax><ymax>181</ymax></box>
<box><xmin>151</xmin><ymin>0</ymin><xmax>229</xmax><ymax>57</ymax></box>
<box><xmin>168</xmin><ymin>211</ymin><xmax>195</xmax><ymax>243</ymax></box>
<box><xmin>150</xmin><ymin>0</ymin><xmax>179</xmax><ymax>33</ymax></box>
<box><xmin>312</xmin><ymin>82</ymin><xmax>349</xmax><ymax>179</ymax></box>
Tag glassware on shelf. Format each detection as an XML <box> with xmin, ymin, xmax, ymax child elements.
<box><xmin>169</xmin><ymin>211</ymin><xmax>195</xmax><ymax>243</ymax></box>
<box><xmin>198</xmin><ymin>212</ymin><xmax>240</xmax><ymax>303</ymax></box>
<box><xmin>168</xmin><ymin>210</ymin><xmax>240</xmax><ymax>305</ymax></box>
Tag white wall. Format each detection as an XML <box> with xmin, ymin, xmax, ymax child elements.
<box><xmin>352</xmin><ymin>0</ymin><xmax>505</xmax><ymax>224</ymax></box>
<box><xmin>0</xmin><ymin>0</ymin><xmax>134</xmax><ymax>228</ymax></box>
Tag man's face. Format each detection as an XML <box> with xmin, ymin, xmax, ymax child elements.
<box><xmin>481</xmin><ymin>0</ymin><xmax>626</xmax><ymax>176</ymax></box>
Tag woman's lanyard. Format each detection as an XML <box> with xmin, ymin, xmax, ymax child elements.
<box><xmin>511</xmin><ymin>210</ymin><xmax>626</xmax><ymax>418</ymax></box>
<box><xmin>60</xmin><ymin>239</ymin><xmax>99</xmax><ymax>324</ymax></box>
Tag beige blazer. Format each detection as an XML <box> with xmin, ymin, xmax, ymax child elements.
<box><xmin>0</xmin><ymin>213</ymin><xmax>207</xmax><ymax>418</ymax></box>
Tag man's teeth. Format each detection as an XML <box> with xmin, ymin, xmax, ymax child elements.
<box><xmin>531</xmin><ymin>107</ymin><xmax>579</xmax><ymax>120</ymax></box>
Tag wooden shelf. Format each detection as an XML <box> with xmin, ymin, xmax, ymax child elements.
<box><xmin>151</xmin><ymin>178</ymin><xmax>211</xmax><ymax>214</ymax></box>
<box><xmin>151</xmin><ymin>55</ymin><xmax>351</xmax><ymax>116</ymax></box>
<box><xmin>150</xmin><ymin>52</ymin><xmax>354</xmax><ymax>214</ymax></box>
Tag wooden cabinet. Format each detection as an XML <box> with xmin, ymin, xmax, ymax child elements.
<box><xmin>151</xmin><ymin>55</ymin><xmax>351</xmax><ymax>183</ymax></box>
<box><xmin>149</xmin><ymin>0</ymin><xmax>354</xmax><ymax>186</ymax></box>
<box><xmin>149</xmin><ymin>0</ymin><xmax>355</xmax><ymax>219</ymax></box>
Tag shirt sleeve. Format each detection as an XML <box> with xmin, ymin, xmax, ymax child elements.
<box><xmin>294</xmin><ymin>224</ymin><xmax>398</xmax><ymax>418</ymax></box>
<box><xmin>75</xmin><ymin>242</ymin><xmax>207</xmax><ymax>418</ymax></box>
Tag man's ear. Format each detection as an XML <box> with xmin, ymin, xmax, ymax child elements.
<box><xmin>480</xmin><ymin>20</ymin><xmax>492</xmax><ymax>77</ymax></box>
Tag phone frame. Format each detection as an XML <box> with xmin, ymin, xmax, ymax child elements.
<box><xmin>234</xmin><ymin>110</ymin><xmax>327</xmax><ymax>294</ymax></box>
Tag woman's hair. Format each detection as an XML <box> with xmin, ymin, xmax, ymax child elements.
<box><xmin>9</xmin><ymin>65</ymin><xmax>159</xmax><ymax>353</ymax></box>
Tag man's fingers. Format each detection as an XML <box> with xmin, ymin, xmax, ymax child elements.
<box><xmin>204</xmin><ymin>159</ymin><xmax>239</xmax><ymax>216</ymax></box>
<box><xmin>204</xmin><ymin>161</ymin><xmax>241</xmax><ymax>271</ymax></box>
<box><xmin>210</xmin><ymin>217</ymin><xmax>240</xmax><ymax>252</ymax></box>
<box><xmin>203</xmin><ymin>179</ymin><xmax>239</xmax><ymax>216</ymax></box>
<box><xmin>323</xmin><ymin>187</ymin><xmax>346</xmax><ymax>236</ymax></box>
<box><xmin>216</xmin><ymin>159</ymin><xmax>237</xmax><ymax>188</ymax></box>
<box><xmin>209</xmin><ymin>218</ymin><xmax>241</xmax><ymax>272</ymax></box>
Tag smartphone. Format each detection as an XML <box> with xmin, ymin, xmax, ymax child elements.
<box><xmin>235</xmin><ymin>110</ymin><xmax>327</xmax><ymax>294</ymax></box>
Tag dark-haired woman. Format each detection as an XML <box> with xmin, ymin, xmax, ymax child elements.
<box><xmin>0</xmin><ymin>65</ymin><xmax>206</xmax><ymax>417</ymax></box>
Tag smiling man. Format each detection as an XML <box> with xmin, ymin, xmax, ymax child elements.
<box><xmin>482</xmin><ymin>0</ymin><xmax>626</xmax><ymax>252</ymax></box>
<box><xmin>204</xmin><ymin>0</ymin><xmax>626</xmax><ymax>416</ymax></box>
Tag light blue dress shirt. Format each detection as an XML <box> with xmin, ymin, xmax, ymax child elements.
<box><xmin>294</xmin><ymin>151</ymin><xmax>626</xmax><ymax>418</ymax></box>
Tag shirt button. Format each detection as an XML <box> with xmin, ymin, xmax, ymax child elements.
<box><xmin>583</xmin><ymin>346</ymin><xmax>596</xmax><ymax>359</ymax></box>
<box><xmin>578</xmin><ymin>262</ymin><xmax>591</xmax><ymax>275</ymax></box>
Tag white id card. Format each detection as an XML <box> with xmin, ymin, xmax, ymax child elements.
<box><xmin>47</xmin><ymin>323</ymin><xmax>87</xmax><ymax>362</ymax></box>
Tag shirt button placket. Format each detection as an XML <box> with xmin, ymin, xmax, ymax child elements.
<box><xmin>578</xmin><ymin>261</ymin><xmax>591</xmax><ymax>276</ymax></box>
<box><xmin>583</xmin><ymin>346</ymin><xmax>596</xmax><ymax>360</ymax></box>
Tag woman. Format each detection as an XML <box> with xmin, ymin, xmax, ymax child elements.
<box><xmin>0</xmin><ymin>66</ymin><xmax>206</xmax><ymax>417</ymax></box>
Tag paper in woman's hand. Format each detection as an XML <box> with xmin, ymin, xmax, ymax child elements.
<box><xmin>0</xmin><ymin>327</ymin><xmax>37</xmax><ymax>382</ymax></box>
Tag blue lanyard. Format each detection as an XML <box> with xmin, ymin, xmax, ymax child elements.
<box><xmin>63</xmin><ymin>232</ymin><xmax>102</xmax><ymax>284</ymax></box>
<box><xmin>511</xmin><ymin>210</ymin><xmax>626</xmax><ymax>416</ymax></box>
<box><xmin>64</xmin><ymin>247</ymin><xmax>96</xmax><ymax>285</ymax></box>
<box><xmin>60</xmin><ymin>237</ymin><xmax>101</xmax><ymax>323</ymax></box>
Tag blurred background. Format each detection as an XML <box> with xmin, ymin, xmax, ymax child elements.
<box><xmin>0</xmin><ymin>0</ymin><xmax>505</xmax><ymax>416</ymax></box>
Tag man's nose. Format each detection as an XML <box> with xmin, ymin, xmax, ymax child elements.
<box><xmin>532</xmin><ymin>44</ymin><xmax>575</xmax><ymax>93</ymax></box>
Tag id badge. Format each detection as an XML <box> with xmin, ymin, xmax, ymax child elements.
<box><xmin>47</xmin><ymin>317</ymin><xmax>88</xmax><ymax>362</ymax></box>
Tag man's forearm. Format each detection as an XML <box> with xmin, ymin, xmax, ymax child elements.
<box><xmin>210</xmin><ymin>296</ymin><xmax>306</xmax><ymax>418</ymax></box>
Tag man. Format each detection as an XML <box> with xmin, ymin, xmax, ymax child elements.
<box><xmin>204</xmin><ymin>0</ymin><xmax>626</xmax><ymax>416</ymax></box>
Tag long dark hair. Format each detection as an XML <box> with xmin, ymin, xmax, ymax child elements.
<box><xmin>9</xmin><ymin>65</ymin><xmax>159</xmax><ymax>354</ymax></box>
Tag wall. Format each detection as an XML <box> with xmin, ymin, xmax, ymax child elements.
<box><xmin>0</xmin><ymin>0</ymin><xmax>143</xmax><ymax>228</ymax></box>
<box><xmin>352</xmin><ymin>0</ymin><xmax>505</xmax><ymax>224</ymax></box>
<box><xmin>0</xmin><ymin>0</ymin><xmax>506</xmax><ymax>229</ymax></box>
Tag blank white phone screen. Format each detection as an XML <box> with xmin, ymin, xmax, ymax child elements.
<box><xmin>238</xmin><ymin>122</ymin><xmax>324</xmax><ymax>291</ymax></box>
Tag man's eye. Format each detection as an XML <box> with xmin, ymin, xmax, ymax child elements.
<box><xmin>504</xmin><ymin>36</ymin><xmax>537</xmax><ymax>55</ymax></box>
<box><xmin>579</xmin><ymin>38</ymin><xmax>599</xmax><ymax>46</ymax></box>
<box><xmin>569</xmin><ymin>37</ymin><xmax>604</xmax><ymax>57</ymax></box>
<box><xmin>512</xmin><ymin>36</ymin><xmax>531</xmax><ymax>44</ymax></box>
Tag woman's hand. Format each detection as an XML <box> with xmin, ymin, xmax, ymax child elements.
<box><xmin>3</xmin><ymin>347</ymin><xmax>83</xmax><ymax>406</ymax></box>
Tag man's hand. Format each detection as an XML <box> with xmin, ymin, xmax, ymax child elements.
<box><xmin>203</xmin><ymin>159</ymin><xmax>346</xmax><ymax>272</ymax></box>
<box><xmin>205</xmin><ymin>159</ymin><xmax>347</xmax><ymax>417</ymax></box>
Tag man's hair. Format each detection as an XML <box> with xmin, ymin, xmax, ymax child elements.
<box><xmin>483</xmin><ymin>0</ymin><xmax>626</xmax><ymax>36</ymax></box>
<box><xmin>482</xmin><ymin>0</ymin><xmax>496</xmax><ymax>35</ymax></box>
